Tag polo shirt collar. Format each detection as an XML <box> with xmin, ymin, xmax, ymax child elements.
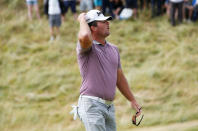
<box><xmin>93</xmin><ymin>40</ymin><xmax>107</xmax><ymax>46</ymax></box>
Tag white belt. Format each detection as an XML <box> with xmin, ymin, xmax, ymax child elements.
<box><xmin>81</xmin><ymin>95</ymin><xmax>113</xmax><ymax>105</ymax></box>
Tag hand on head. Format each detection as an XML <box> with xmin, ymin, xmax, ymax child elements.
<box><xmin>77</xmin><ymin>13</ymin><xmax>86</xmax><ymax>22</ymax></box>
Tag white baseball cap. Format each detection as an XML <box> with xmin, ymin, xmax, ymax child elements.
<box><xmin>85</xmin><ymin>9</ymin><xmax>112</xmax><ymax>24</ymax></box>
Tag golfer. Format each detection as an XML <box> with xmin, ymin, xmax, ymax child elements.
<box><xmin>75</xmin><ymin>9</ymin><xmax>142</xmax><ymax>131</ymax></box>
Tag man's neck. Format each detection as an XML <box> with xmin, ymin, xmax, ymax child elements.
<box><xmin>93</xmin><ymin>37</ymin><xmax>106</xmax><ymax>45</ymax></box>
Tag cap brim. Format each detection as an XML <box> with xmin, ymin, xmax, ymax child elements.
<box><xmin>87</xmin><ymin>16</ymin><xmax>112</xmax><ymax>24</ymax></box>
<box><xmin>106</xmin><ymin>16</ymin><xmax>112</xmax><ymax>21</ymax></box>
<box><xmin>94</xmin><ymin>16</ymin><xmax>112</xmax><ymax>22</ymax></box>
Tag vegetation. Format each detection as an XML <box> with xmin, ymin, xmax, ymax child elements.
<box><xmin>0</xmin><ymin>2</ymin><xmax>198</xmax><ymax>131</ymax></box>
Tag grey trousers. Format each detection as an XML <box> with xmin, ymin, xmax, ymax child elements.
<box><xmin>78</xmin><ymin>96</ymin><xmax>116</xmax><ymax>131</ymax></box>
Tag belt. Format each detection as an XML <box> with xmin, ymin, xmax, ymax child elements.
<box><xmin>81</xmin><ymin>95</ymin><xmax>113</xmax><ymax>105</ymax></box>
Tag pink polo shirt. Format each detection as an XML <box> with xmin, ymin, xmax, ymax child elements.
<box><xmin>76</xmin><ymin>40</ymin><xmax>121</xmax><ymax>101</ymax></box>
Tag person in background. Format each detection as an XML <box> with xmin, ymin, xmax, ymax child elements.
<box><xmin>139</xmin><ymin>0</ymin><xmax>151</xmax><ymax>10</ymax></box>
<box><xmin>139</xmin><ymin>0</ymin><xmax>145</xmax><ymax>10</ymax></box>
<box><xmin>112</xmin><ymin>0</ymin><xmax>124</xmax><ymax>19</ymax></box>
<box><xmin>94</xmin><ymin>0</ymin><xmax>102</xmax><ymax>10</ymax></box>
<box><xmin>63</xmin><ymin>0</ymin><xmax>77</xmax><ymax>20</ymax></box>
<box><xmin>169</xmin><ymin>0</ymin><xmax>184</xmax><ymax>26</ymax></box>
<box><xmin>26</xmin><ymin>0</ymin><xmax>40</xmax><ymax>20</ymax></box>
<box><xmin>79</xmin><ymin>0</ymin><xmax>93</xmax><ymax>11</ymax></box>
<box><xmin>102</xmin><ymin>0</ymin><xmax>115</xmax><ymax>18</ymax></box>
<box><xmin>183</xmin><ymin>0</ymin><xmax>194</xmax><ymax>22</ymax></box>
<box><xmin>125</xmin><ymin>0</ymin><xmax>138</xmax><ymax>19</ymax></box>
<box><xmin>192</xmin><ymin>0</ymin><xmax>198</xmax><ymax>21</ymax></box>
<box><xmin>164</xmin><ymin>0</ymin><xmax>171</xmax><ymax>19</ymax></box>
<box><xmin>151</xmin><ymin>0</ymin><xmax>163</xmax><ymax>18</ymax></box>
<box><xmin>44</xmin><ymin>0</ymin><xmax>65</xmax><ymax>41</ymax></box>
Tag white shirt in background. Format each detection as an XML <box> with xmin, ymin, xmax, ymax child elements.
<box><xmin>48</xmin><ymin>0</ymin><xmax>61</xmax><ymax>15</ymax></box>
<box><xmin>170</xmin><ymin>0</ymin><xmax>184</xmax><ymax>3</ymax></box>
<box><xmin>26</xmin><ymin>0</ymin><xmax>37</xmax><ymax>2</ymax></box>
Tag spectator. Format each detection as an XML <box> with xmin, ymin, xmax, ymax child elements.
<box><xmin>102</xmin><ymin>0</ymin><xmax>115</xmax><ymax>18</ymax></box>
<box><xmin>26</xmin><ymin>0</ymin><xmax>40</xmax><ymax>20</ymax></box>
<box><xmin>44</xmin><ymin>0</ymin><xmax>65</xmax><ymax>41</ymax></box>
<box><xmin>79</xmin><ymin>0</ymin><xmax>93</xmax><ymax>11</ymax></box>
<box><xmin>183</xmin><ymin>0</ymin><xmax>194</xmax><ymax>22</ymax></box>
<box><xmin>94</xmin><ymin>0</ymin><xmax>102</xmax><ymax>10</ymax></box>
<box><xmin>139</xmin><ymin>0</ymin><xmax>149</xmax><ymax>10</ymax></box>
<box><xmin>164</xmin><ymin>0</ymin><xmax>171</xmax><ymax>18</ymax></box>
<box><xmin>139</xmin><ymin>0</ymin><xmax>145</xmax><ymax>10</ymax></box>
<box><xmin>192</xmin><ymin>0</ymin><xmax>198</xmax><ymax>21</ymax></box>
<box><xmin>112</xmin><ymin>0</ymin><xmax>124</xmax><ymax>19</ymax></box>
<box><xmin>63</xmin><ymin>0</ymin><xmax>77</xmax><ymax>20</ymax></box>
<box><xmin>125</xmin><ymin>0</ymin><xmax>138</xmax><ymax>19</ymax></box>
<box><xmin>169</xmin><ymin>0</ymin><xmax>184</xmax><ymax>26</ymax></box>
<box><xmin>145</xmin><ymin>0</ymin><xmax>151</xmax><ymax>9</ymax></box>
<box><xmin>151</xmin><ymin>0</ymin><xmax>163</xmax><ymax>18</ymax></box>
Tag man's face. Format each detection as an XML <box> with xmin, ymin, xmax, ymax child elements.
<box><xmin>95</xmin><ymin>20</ymin><xmax>110</xmax><ymax>38</ymax></box>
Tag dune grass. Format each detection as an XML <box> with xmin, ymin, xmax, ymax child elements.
<box><xmin>0</xmin><ymin>3</ymin><xmax>198</xmax><ymax>131</ymax></box>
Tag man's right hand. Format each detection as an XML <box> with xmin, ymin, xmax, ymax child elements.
<box><xmin>77</xmin><ymin>13</ymin><xmax>86</xmax><ymax>22</ymax></box>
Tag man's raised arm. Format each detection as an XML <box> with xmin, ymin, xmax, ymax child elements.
<box><xmin>77</xmin><ymin>13</ymin><xmax>93</xmax><ymax>49</ymax></box>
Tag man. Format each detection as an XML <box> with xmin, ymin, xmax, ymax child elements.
<box><xmin>169</xmin><ymin>0</ymin><xmax>184</xmax><ymax>26</ymax></box>
<box><xmin>44</xmin><ymin>0</ymin><xmax>65</xmax><ymax>41</ymax></box>
<box><xmin>75</xmin><ymin>9</ymin><xmax>142</xmax><ymax>131</ymax></box>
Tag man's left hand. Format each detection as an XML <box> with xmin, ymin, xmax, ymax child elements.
<box><xmin>131</xmin><ymin>100</ymin><xmax>142</xmax><ymax>117</ymax></box>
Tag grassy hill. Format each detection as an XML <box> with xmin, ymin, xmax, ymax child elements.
<box><xmin>0</xmin><ymin>3</ymin><xmax>198</xmax><ymax>131</ymax></box>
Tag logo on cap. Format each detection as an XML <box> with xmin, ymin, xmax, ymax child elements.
<box><xmin>97</xmin><ymin>12</ymin><xmax>102</xmax><ymax>16</ymax></box>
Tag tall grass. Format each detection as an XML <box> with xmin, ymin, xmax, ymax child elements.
<box><xmin>0</xmin><ymin>4</ymin><xmax>198</xmax><ymax>131</ymax></box>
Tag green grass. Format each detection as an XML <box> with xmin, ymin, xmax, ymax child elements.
<box><xmin>0</xmin><ymin>4</ymin><xmax>198</xmax><ymax>131</ymax></box>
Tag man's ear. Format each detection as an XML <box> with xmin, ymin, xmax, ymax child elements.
<box><xmin>90</xmin><ymin>26</ymin><xmax>97</xmax><ymax>32</ymax></box>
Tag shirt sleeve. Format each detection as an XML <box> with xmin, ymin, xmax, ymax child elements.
<box><xmin>118</xmin><ymin>51</ymin><xmax>121</xmax><ymax>69</ymax></box>
<box><xmin>76</xmin><ymin>41</ymin><xmax>92</xmax><ymax>55</ymax></box>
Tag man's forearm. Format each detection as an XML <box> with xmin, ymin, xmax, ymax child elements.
<box><xmin>117</xmin><ymin>69</ymin><xmax>141</xmax><ymax>114</ymax></box>
<box><xmin>117</xmin><ymin>69</ymin><xmax>137</xmax><ymax>102</ymax></box>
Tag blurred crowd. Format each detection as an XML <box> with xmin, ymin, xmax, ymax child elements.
<box><xmin>25</xmin><ymin>0</ymin><xmax>198</xmax><ymax>41</ymax></box>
